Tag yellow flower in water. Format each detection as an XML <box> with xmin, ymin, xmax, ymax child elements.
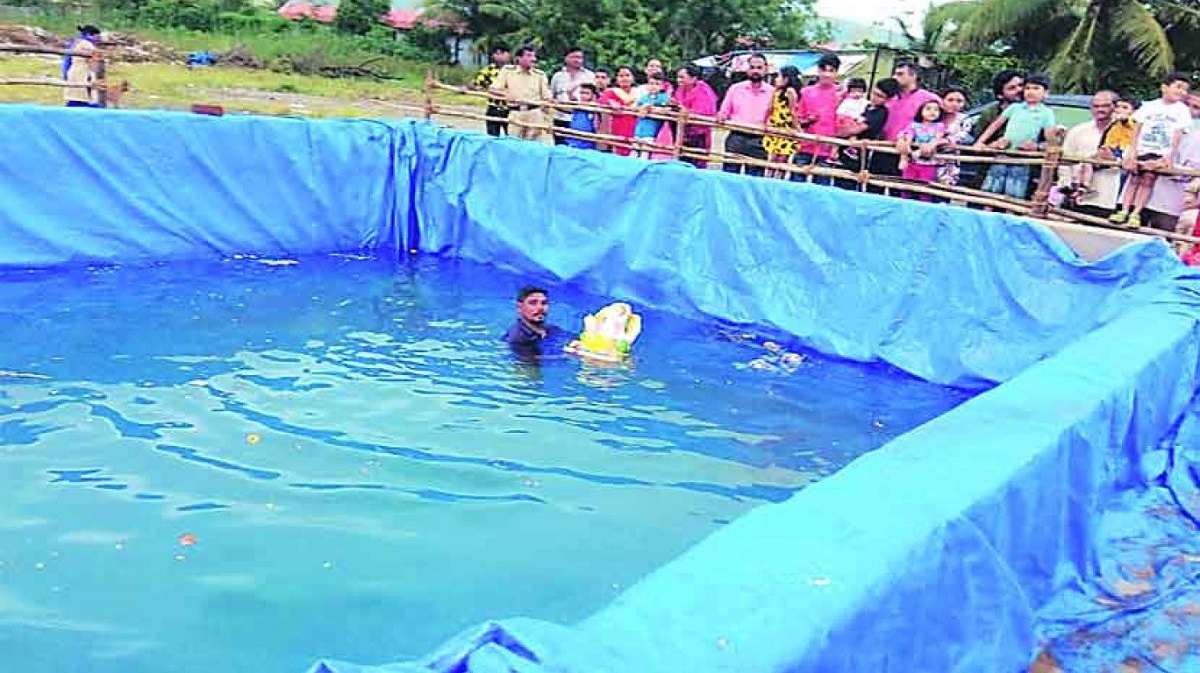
<box><xmin>246</xmin><ymin>433</ymin><xmax>262</xmax><ymax>445</ymax></box>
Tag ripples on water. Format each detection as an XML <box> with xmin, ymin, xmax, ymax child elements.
<box><xmin>0</xmin><ymin>255</ymin><xmax>974</xmax><ymax>672</ymax></box>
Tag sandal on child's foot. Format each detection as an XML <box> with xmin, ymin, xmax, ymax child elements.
<box><xmin>1126</xmin><ymin>213</ymin><xmax>1142</xmax><ymax>229</ymax></box>
<box><xmin>1109</xmin><ymin>210</ymin><xmax>1129</xmax><ymax>224</ymax></box>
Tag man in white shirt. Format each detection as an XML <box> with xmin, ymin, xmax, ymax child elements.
<box><xmin>1058</xmin><ymin>90</ymin><xmax>1121</xmax><ymax>217</ymax></box>
<box><xmin>548</xmin><ymin>46</ymin><xmax>595</xmax><ymax>146</ymax></box>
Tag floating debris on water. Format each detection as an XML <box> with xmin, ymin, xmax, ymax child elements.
<box><xmin>780</xmin><ymin>352</ymin><xmax>806</xmax><ymax>367</ymax></box>
<box><xmin>178</xmin><ymin>533</ymin><xmax>197</xmax><ymax>547</ymax></box>
<box><xmin>246</xmin><ymin>433</ymin><xmax>262</xmax><ymax>446</ymax></box>
<box><xmin>0</xmin><ymin>370</ymin><xmax>49</xmax><ymax>380</ymax></box>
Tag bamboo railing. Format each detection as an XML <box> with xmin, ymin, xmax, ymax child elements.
<box><xmin>0</xmin><ymin>42</ymin><xmax>127</xmax><ymax>106</ymax></box>
<box><xmin>426</xmin><ymin>77</ymin><xmax>1200</xmax><ymax>246</ymax></box>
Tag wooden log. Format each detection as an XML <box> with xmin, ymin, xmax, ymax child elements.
<box><xmin>1031</xmin><ymin>126</ymin><xmax>1064</xmax><ymax>217</ymax></box>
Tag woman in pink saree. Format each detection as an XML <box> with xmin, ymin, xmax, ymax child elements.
<box><xmin>662</xmin><ymin>65</ymin><xmax>719</xmax><ymax>167</ymax></box>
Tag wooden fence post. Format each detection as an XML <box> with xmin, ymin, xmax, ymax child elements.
<box><xmin>1031</xmin><ymin>126</ymin><xmax>1065</xmax><ymax>218</ymax></box>
<box><xmin>94</xmin><ymin>51</ymin><xmax>108</xmax><ymax>108</ymax></box>
<box><xmin>672</xmin><ymin>107</ymin><xmax>689</xmax><ymax>159</ymax></box>
<box><xmin>423</xmin><ymin>70</ymin><xmax>434</xmax><ymax>120</ymax></box>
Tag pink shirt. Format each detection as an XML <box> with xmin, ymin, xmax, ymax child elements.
<box><xmin>883</xmin><ymin>87</ymin><xmax>941</xmax><ymax>141</ymax></box>
<box><xmin>797</xmin><ymin>82</ymin><xmax>841</xmax><ymax>158</ymax></box>
<box><xmin>718</xmin><ymin>80</ymin><xmax>774</xmax><ymax>128</ymax></box>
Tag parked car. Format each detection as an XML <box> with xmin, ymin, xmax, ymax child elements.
<box><xmin>956</xmin><ymin>94</ymin><xmax>1093</xmax><ymax>190</ymax></box>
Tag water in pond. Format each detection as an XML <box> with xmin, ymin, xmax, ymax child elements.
<box><xmin>0</xmin><ymin>255</ymin><xmax>973</xmax><ymax>672</ymax></box>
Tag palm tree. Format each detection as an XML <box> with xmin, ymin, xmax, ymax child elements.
<box><xmin>932</xmin><ymin>0</ymin><xmax>1194</xmax><ymax>91</ymax></box>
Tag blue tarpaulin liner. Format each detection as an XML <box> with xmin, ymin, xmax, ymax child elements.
<box><xmin>2</xmin><ymin>107</ymin><xmax>1200</xmax><ymax>672</ymax></box>
<box><xmin>0</xmin><ymin>106</ymin><xmax>401</xmax><ymax>268</ymax></box>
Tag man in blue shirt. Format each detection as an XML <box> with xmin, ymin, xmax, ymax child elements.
<box><xmin>504</xmin><ymin>286</ymin><xmax>565</xmax><ymax>356</ymax></box>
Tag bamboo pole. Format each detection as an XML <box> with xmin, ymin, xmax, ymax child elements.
<box><xmin>429</xmin><ymin>79</ymin><xmax>1200</xmax><ymax>177</ymax></box>
<box><xmin>0</xmin><ymin>43</ymin><xmax>101</xmax><ymax>57</ymax></box>
<box><xmin>423</xmin><ymin>80</ymin><xmax>1200</xmax><ymax>246</ymax></box>
<box><xmin>1030</xmin><ymin>126</ymin><xmax>1064</xmax><ymax>218</ymax></box>
<box><xmin>422</xmin><ymin>70</ymin><xmax>434</xmax><ymax>121</ymax></box>
<box><xmin>672</xmin><ymin>106</ymin><xmax>688</xmax><ymax>160</ymax></box>
<box><xmin>0</xmin><ymin>77</ymin><xmax>123</xmax><ymax>89</ymax></box>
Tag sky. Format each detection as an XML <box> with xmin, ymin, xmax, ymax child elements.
<box><xmin>815</xmin><ymin>0</ymin><xmax>934</xmax><ymax>23</ymax></box>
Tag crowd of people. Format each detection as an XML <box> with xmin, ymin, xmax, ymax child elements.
<box><xmin>475</xmin><ymin>44</ymin><xmax>1200</xmax><ymax>246</ymax></box>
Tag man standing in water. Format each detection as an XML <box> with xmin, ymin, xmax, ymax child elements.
<box><xmin>505</xmin><ymin>286</ymin><xmax>565</xmax><ymax>356</ymax></box>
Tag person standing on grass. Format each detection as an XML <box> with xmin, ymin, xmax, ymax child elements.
<box><xmin>474</xmin><ymin>44</ymin><xmax>512</xmax><ymax>137</ymax></box>
<box><xmin>880</xmin><ymin>62</ymin><xmax>940</xmax><ymax>176</ymax></box>
<box><xmin>973</xmin><ymin>73</ymin><xmax>1056</xmax><ymax>200</ymax></box>
<box><xmin>549</xmin><ymin>46</ymin><xmax>595</xmax><ymax>146</ymax></box>
<box><xmin>63</xmin><ymin>38</ymin><xmax>99</xmax><ymax>109</ymax></box>
<box><xmin>491</xmin><ymin>46</ymin><xmax>551</xmax><ymax>142</ymax></box>
<box><xmin>793</xmin><ymin>53</ymin><xmax>843</xmax><ymax>183</ymax></box>
<box><xmin>717</xmin><ymin>53</ymin><xmax>774</xmax><ymax>176</ymax></box>
<box><xmin>62</xmin><ymin>24</ymin><xmax>101</xmax><ymax>81</ymax></box>
<box><xmin>1109</xmin><ymin>73</ymin><xmax>1193</xmax><ymax>229</ymax></box>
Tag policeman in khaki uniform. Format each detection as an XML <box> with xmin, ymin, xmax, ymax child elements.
<box><xmin>490</xmin><ymin>46</ymin><xmax>550</xmax><ymax>141</ymax></box>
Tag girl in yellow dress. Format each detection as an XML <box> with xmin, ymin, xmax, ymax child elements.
<box><xmin>762</xmin><ymin>66</ymin><xmax>802</xmax><ymax>178</ymax></box>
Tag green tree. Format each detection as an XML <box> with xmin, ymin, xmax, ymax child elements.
<box><xmin>335</xmin><ymin>0</ymin><xmax>389</xmax><ymax>35</ymax></box>
<box><xmin>431</xmin><ymin>0</ymin><xmax>828</xmax><ymax>68</ymax></box>
<box><xmin>931</xmin><ymin>0</ymin><xmax>1199</xmax><ymax>92</ymax></box>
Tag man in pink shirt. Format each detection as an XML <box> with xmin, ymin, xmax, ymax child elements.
<box><xmin>881</xmin><ymin>62</ymin><xmax>940</xmax><ymax>174</ymax></box>
<box><xmin>793</xmin><ymin>52</ymin><xmax>842</xmax><ymax>183</ymax></box>
<box><xmin>717</xmin><ymin>53</ymin><xmax>774</xmax><ymax>176</ymax></box>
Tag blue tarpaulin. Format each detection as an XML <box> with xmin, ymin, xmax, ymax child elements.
<box><xmin>0</xmin><ymin>106</ymin><xmax>400</xmax><ymax>268</ymax></box>
<box><xmin>1</xmin><ymin>107</ymin><xmax>1199</xmax><ymax>673</ymax></box>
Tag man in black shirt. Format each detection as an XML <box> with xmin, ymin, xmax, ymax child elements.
<box><xmin>504</xmin><ymin>286</ymin><xmax>565</xmax><ymax>356</ymax></box>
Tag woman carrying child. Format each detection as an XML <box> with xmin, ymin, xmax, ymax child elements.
<box><xmin>937</xmin><ymin>87</ymin><xmax>971</xmax><ymax>187</ymax></box>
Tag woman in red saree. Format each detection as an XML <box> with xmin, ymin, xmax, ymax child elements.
<box><xmin>599</xmin><ymin>66</ymin><xmax>639</xmax><ymax>156</ymax></box>
<box><xmin>670</xmin><ymin>65</ymin><xmax>719</xmax><ymax>167</ymax></box>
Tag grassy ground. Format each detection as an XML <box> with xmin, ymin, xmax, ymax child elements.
<box><xmin>0</xmin><ymin>9</ymin><xmax>478</xmax><ymax>119</ymax></box>
<box><xmin>0</xmin><ymin>54</ymin><xmax>479</xmax><ymax>118</ymax></box>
